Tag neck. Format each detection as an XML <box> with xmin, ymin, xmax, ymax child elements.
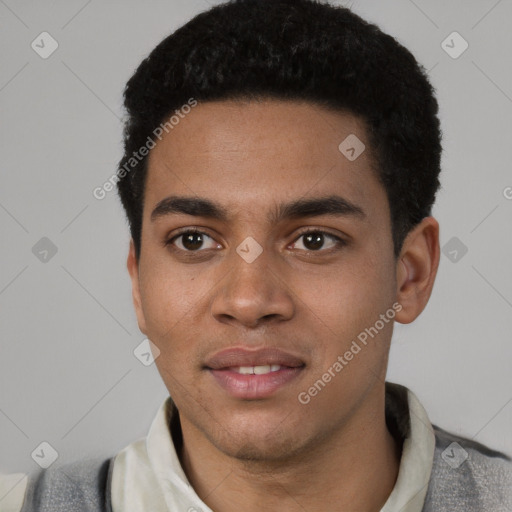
<box><xmin>177</xmin><ymin>385</ymin><xmax>400</xmax><ymax>512</ymax></box>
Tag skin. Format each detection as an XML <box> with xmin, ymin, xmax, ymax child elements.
<box><xmin>127</xmin><ymin>99</ymin><xmax>440</xmax><ymax>512</ymax></box>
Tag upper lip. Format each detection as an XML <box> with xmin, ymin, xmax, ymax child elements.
<box><xmin>205</xmin><ymin>347</ymin><xmax>305</xmax><ymax>370</ymax></box>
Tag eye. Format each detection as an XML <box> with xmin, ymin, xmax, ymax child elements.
<box><xmin>165</xmin><ymin>228</ymin><xmax>346</xmax><ymax>255</ymax></box>
<box><xmin>290</xmin><ymin>230</ymin><xmax>345</xmax><ymax>252</ymax></box>
<box><xmin>166</xmin><ymin>229</ymin><xmax>220</xmax><ymax>252</ymax></box>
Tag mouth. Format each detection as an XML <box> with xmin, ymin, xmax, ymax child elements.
<box><xmin>205</xmin><ymin>348</ymin><xmax>305</xmax><ymax>400</ymax></box>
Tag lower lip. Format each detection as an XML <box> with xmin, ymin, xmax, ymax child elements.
<box><xmin>208</xmin><ymin>367</ymin><xmax>303</xmax><ymax>399</ymax></box>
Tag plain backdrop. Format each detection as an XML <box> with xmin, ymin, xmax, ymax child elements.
<box><xmin>1</xmin><ymin>0</ymin><xmax>511</xmax><ymax>475</ymax></box>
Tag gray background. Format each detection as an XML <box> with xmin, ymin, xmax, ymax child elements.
<box><xmin>0</xmin><ymin>0</ymin><xmax>511</xmax><ymax>476</ymax></box>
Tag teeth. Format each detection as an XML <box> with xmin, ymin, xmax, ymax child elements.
<box><xmin>254</xmin><ymin>365</ymin><xmax>271</xmax><ymax>375</ymax></box>
<box><xmin>233</xmin><ymin>365</ymin><xmax>282</xmax><ymax>375</ymax></box>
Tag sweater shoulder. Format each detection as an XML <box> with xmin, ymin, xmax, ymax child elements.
<box><xmin>19</xmin><ymin>456</ymin><xmax>114</xmax><ymax>512</ymax></box>
<box><xmin>422</xmin><ymin>425</ymin><xmax>512</xmax><ymax>512</ymax></box>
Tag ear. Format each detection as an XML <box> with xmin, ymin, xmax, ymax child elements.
<box><xmin>394</xmin><ymin>216</ymin><xmax>440</xmax><ymax>324</ymax></box>
<box><xmin>127</xmin><ymin>239</ymin><xmax>147</xmax><ymax>335</ymax></box>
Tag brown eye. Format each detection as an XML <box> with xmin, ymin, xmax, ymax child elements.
<box><xmin>291</xmin><ymin>230</ymin><xmax>344</xmax><ymax>252</ymax></box>
<box><xmin>303</xmin><ymin>232</ymin><xmax>325</xmax><ymax>251</ymax></box>
<box><xmin>167</xmin><ymin>230</ymin><xmax>219</xmax><ymax>252</ymax></box>
<box><xmin>181</xmin><ymin>232</ymin><xmax>205</xmax><ymax>251</ymax></box>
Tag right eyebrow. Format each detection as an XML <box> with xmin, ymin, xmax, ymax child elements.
<box><xmin>151</xmin><ymin>196</ymin><xmax>230</xmax><ymax>222</ymax></box>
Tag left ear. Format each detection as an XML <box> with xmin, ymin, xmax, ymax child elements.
<box><xmin>394</xmin><ymin>216</ymin><xmax>440</xmax><ymax>324</ymax></box>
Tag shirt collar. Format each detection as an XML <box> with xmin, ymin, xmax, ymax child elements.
<box><xmin>111</xmin><ymin>382</ymin><xmax>435</xmax><ymax>512</ymax></box>
<box><xmin>381</xmin><ymin>382</ymin><xmax>436</xmax><ymax>512</ymax></box>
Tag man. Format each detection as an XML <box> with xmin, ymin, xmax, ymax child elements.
<box><xmin>2</xmin><ymin>0</ymin><xmax>511</xmax><ymax>510</ymax></box>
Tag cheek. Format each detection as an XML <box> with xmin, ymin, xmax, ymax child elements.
<box><xmin>303</xmin><ymin>262</ymin><xmax>396</xmax><ymax>377</ymax></box>
<box><xmin>137</xmin><ymin>262</ymin><xmax>217</xmax><ymax>375</ymax></box>
<box><xmin>139</xmin><ymin>275</ymin><xmax>199</xmax><ymax>384</ymax></box>
<box><xmin>299</xmin><ymin>254</ymin><xmax>394</xmax><ymax>325</ymax></box>
<box><xmin>138</xmin><ymin>273</ymin><xmax>190</xmax><ymax>351</ymax></box>
<box><xmin>139</xmin><ymin>251</ymin><xmax>208</xmax><ymax>322</ymax></box>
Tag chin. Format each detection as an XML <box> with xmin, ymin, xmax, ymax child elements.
<box><xmin>206</xmin><ymin>414</ymin><xmax>312</xmax><ymax>464</ymax></box>
<box><xmin>220</xmin><ymin>433</ymin><xmax>301</xmax><ymax>463</ymax></box>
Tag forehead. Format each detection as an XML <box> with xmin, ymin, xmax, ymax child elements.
<box><xmin>144</xmin><ymin>99</ymin><xmax>387</xmax><ymax>222</ymax></box>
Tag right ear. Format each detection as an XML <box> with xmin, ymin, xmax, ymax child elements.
<box><xmin>127</xmin><ymin>239</ymin><xmax>147</xmax><ymax>335</ymax></box>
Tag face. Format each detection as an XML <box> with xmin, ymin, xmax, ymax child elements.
<box><xmin>129</xmin><ymin>99</ymin><xmax>403</xmax><ymax>462</ymax></box>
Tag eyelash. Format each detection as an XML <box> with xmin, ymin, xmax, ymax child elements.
<box><xmin>164</xmin><ymin>227</ymin><xmax>346</xmax><ymax>255</ymax></box>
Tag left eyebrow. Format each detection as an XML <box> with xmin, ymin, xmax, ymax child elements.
<box><xmin>268</xmin><ymin>195</ymin><xmax>366</xmax><ymax>224</ymax></box>
<box><xmin>150</xmin><ymin>194</ymin><xmax>366</xmax><ymax>223</ymax></box>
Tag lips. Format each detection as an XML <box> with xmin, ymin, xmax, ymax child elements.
<box><xmin>205</xmin><ymin>347</ymin><xmax>305</xmax><ymax>400</ymax></box>
<box><xmin>205</xmin><ymin>347</ymin><xmax>305</xmax><ymax>370</ymax></box>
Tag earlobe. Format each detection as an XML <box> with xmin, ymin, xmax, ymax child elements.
<box><xmin>394</xmin><ymin>217</ymin><xmax>440</xmax><ymax>324</ymax></box>
<box><xmin>127</xmin><ymin>240</ymin><xmax>148</xmax><ymax>335</ymax></box>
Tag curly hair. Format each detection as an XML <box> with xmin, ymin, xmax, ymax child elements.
<box><xmin>117</xmin><ymin>0</ymin><xmax>442</xmax><ymax>259</ymax></box>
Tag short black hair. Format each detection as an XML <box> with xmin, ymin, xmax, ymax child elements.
<box><xmin>117</xmin><ymin>0</ymin><xmax>442</xmax><ymax>260</ymax></box>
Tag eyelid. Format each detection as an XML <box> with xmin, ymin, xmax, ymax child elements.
<box><xmin>292</xmin><ymin>227</ymin><xmax>345</xmax><ymax>241</ymax></box>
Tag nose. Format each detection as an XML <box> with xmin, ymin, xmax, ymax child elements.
<box><xmin>210</xmin><ymin>245</ymin><xmax>295</xmax><ymax>329</ymax></box>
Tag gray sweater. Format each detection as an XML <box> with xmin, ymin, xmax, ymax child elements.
<box><xmin>17</xmin><ymin>426</ymin><xmax>512</xmax><ymax>511</ymax></box>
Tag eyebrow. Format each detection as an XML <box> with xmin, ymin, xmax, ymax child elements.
<box><xmin>150</xmin><ymin>194</ymin><xmax>366</xmax><ymax>224</ymax></box>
